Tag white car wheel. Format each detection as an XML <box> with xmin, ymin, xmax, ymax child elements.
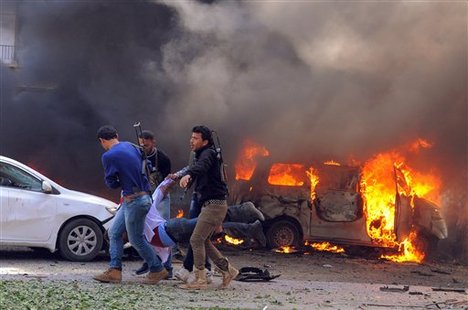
<box><xmin>58</xmin><ymin>218</ymin><xmax>103</xmax><ymax>262</ymax></box>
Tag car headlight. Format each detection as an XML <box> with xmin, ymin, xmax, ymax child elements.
<box><xmin>105</xmin><ymin>205</ymin><xmax>119</xmax><ymax>215</ymax></box>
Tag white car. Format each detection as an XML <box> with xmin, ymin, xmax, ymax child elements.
<box><xmin>0</xmin><ymin>155</ymin><xmax>117</xmax><ymax>261</ymax></box>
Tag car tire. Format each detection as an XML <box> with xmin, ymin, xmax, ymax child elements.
<box><xmin>266</xmin><ymin>219</ymin><xmax>301</xmax><ymax>249</ymax></box>
<box><xmin>58</xmin><ymin>218</ymin><xmax>103</xmax><ymax>262</ymax></box>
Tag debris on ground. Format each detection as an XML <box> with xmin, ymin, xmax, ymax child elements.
<box><xmin>431</xmin><ymin>287</ymin><xmax>466</xmax><ymax>293</ymax></box>
<box><xmin>235</xmin><ymin>267</ymin><xmax>281</xmax><ymax>282</ymax></box>
<box><xmin>379</xmin><ymin>285</ymin><xmax>410</xmax><ymax>292</ymax></box>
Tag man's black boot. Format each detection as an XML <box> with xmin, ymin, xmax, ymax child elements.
<box><xmin>135</xmin><ymin>262</ymin><xmax>149</xmax><ymax>275</ymax></box>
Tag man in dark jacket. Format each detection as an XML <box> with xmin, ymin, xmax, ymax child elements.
<box><xmin>138</xmin><ymin>130</ymin><xmax>171</xmax><ymax>192</ymax></box>
<box><xmin>138</xmin><ymin>130</ymin><xmax>174</xmax><ymax>277</ymax></box>
<box><xmin>178</xmin><ymin>125</ymin><xmax>238</xmax><ymax>290</ymax></box>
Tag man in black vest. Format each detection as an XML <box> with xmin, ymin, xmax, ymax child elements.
<box><xmin>138</xmin><ymin>130</ymin><xmax>173</xmax><ymax>277</ymax></box>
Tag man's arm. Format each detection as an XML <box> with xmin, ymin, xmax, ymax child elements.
<box><xmin>180</xmin><ymin>149</ymin><xmax>215</xmax><ymax>188</ymax></box>
<box><xmin>102</xmin><ymin>156</ymin><xmax>120</xmax><ymax>189</ymax></box>
<box><xmin>167</xmin><ymin>166</ymin><xmax>189</xmax><ymax>180</ymax></box>
<box><xmin>186</xmin><ymin>148</ymin><xmax>215</xmax><ymax>178</ymax></box>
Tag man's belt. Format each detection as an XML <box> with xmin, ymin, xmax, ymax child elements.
<box><xmin>203</xmin><ymin>199</ymin><xmax>227</xmax><ymax>206</ymax></box>
<box><xmin>123</xmin><ymin>191</ymin><xmax>148</xmax><ymax>202</ymax></box>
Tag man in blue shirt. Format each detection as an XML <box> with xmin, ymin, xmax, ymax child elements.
<box><xmin>93</xmin><ymin>125</ymin><xmax>167</xmax><ymax>284</ymax></box>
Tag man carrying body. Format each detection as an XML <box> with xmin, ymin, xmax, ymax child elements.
<box><xmin>134</xmin><ymin>179</ymin><xmax>266</xmax><ymax>278</ymax></box>
<box><xmin>179</xmin><ymin>125</ymin><xmax>238</xmax><ymax>289</ymax></box>
<box><xmin>94</xmin><ymin>125</ymin><xmax>167</xmax><ymax>284</ymax></box>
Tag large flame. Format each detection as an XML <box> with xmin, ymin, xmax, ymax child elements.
<box><xmin>268</xmin><ymin>163</ymin><xmax>305</xmax><ymax>186</ymax></box>
<box><xmin>360</xmin><ymin>139</ymin><xmax>441</xmax><ymax>263</ymax></box>
<box><xmin>360</xmin><ymin>152</ymin><xmax>402</xmax><ymax>247</ymax></box>
<box><xmin>235</xmin><ymin>140</ymin><xmax>269</xmax><ymax>181</ymax></box>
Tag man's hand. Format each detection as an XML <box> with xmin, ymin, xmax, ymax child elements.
<box><xmin>160</xmin><ymin>180</ymin><xmax>176</xmax><ymax>196</ymax></box>
<box><xmin>180</xmin><ymin>175</ymin><xmax>191</xmax><ymax>188</ymax></box>
<box><xmin>166</xmin><ymin>173</ymin><xmax>179</xmax><ymax>180</ymax></box>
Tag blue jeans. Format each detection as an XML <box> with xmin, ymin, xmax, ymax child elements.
<box><xmin>157</xmin><ymin>194</ymin><xmax>171</xmax><ymax>220</ymax></box>
<box><xmin>166</xmin><ymin>218</ymin><xmax>198</xmax><ymax>242</ymax></box>
<box><xmin>183</xmin><ymin>194</ymin><xmax>211</xmax><ymax>271</ymax></box>
<box><xmin>156</xmin><ymin>194</ymin><xmax>172</xmax><ymax>273</ymax></box>
<box><xmin>109</xmin><ymin>194</ymin><xmax>163</xmax><ymax>272</ymax></box>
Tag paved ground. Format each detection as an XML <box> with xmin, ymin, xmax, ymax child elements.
<box><xmin>0</xmin><ymin>246</ymin><xmax>467</xmax><ymax>309</ymax></box>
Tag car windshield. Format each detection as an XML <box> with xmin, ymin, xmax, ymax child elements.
<box><xmin>0</xmin><ymin>162</ymin><xmax>43</xmax><ymax>192</ymax></box>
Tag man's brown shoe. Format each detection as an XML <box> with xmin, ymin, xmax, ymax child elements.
<box><xmin>144</xmin><ymin>269</ymin><xmax>169</xmax><ymax>285</ymax></box>
<box><xmin>180</xmin><ymin>269</ymin><xmax>208</xmax><ymax>290</ymax></box>
<box><xmin>93</xmin><ymin>268</ymin><xmax>122</xmax><ymax>283</ymax></box>
<box><xmin>219</xmin><ymin>264</ymin><xmax>239</xmax><ymax>289</ymax></box>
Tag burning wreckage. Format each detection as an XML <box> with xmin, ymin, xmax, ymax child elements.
<box><xmin>228</xmin><ymin>139</ymin><xmax>448</xmax><ymax>263</ymax></box>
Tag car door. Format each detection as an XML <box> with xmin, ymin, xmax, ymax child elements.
<box><xmin>393</xmin><ymin>166</ymin><xmax>412</xmax><ymax>242</ymax></box>
<box><xmin>0</xmin><ymin>179</ymin><xmax>15</xmax><ymax>237</ymax></box>
<box><xmin>0</xmin><ymin>162</ymin><xmax>57</xmax><ymax>242</ymax></box>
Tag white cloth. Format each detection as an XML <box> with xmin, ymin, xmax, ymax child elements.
<box><xmin>143</xmin><ymin>179</ymin><xmax>175</xmax><ymax>263</ymax></box>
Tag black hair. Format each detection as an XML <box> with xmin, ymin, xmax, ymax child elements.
<box><xmin>139</xmin><ymin>130</ymin><xmax>155</xmax><ymax>140</ymax></box>
<box><xmin>97</xmin><ymin>125</ymin><xmax>118</xmax><ymax>140</ymax></box>
<box><xmin>192</xmin><ymin>125</ymin><xmax>214</xmax><ymax>145</ymax></box>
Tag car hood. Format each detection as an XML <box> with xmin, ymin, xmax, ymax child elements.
<box><xmin>61</xmin><ymin>189</ymin><xmax>118</xmax><ymax>209</ymax></box>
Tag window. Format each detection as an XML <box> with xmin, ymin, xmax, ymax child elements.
<box><xmin>0</xmin><ymin>3</ymin><xmax>17</xmax><ymax>65</ymax></box>
<box><xmin>267</xmin><ymin>163</ymin><xmax>306</xmax><ymax>186</ymax></box>
<box><xmin>0</xmin><ymin>162</ymin><xmax>43</xmax><ymax>192</ymax></box>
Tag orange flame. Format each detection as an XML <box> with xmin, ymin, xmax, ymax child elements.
<box><xmin>224</xmin><ymin>235</ymin><xmax>244</xmax><ymax>245</ymax></box>
<box><xmin>235</xmin><ymin>140</ymin><xmax>270</xmax><ymax>181</ymax></box>
<box><xmin>268</xmin><ymin>163</ymin><xmax>305</xmax><ymax>186</ymax></box>
<box><xmin>360</xmin><ymin>151</ymin><xmax>401</xmax><ymax>247</ymax></box>
<box><xmin>176</xmin><ymin>209</ymin><xmax>184</xmax><ymax>218</ymax></box>
<box><xmin>306</xmin><ymin>167</ymin><xmax>319</xmax><ymax>200</ymax></box>
<box><xmin>360</xmin><ymin>139</ymin><xmax>441</xmax><ymax>263</ymax></box>
<box><xmin>306</xmin><ymin>241</ymin><xmax>345</xmax><ymax>253</ymax></box>
<box><xmin>396</xmin><ymin>162</ymin><xmax>441</xmax><ymax>204</ymax></box>
<box><xmin>274</xmin><ymin>246</ymin><xmax>297</xmax><ymax>253</ymax></box>
<box><xmin>381</xmin><ymin>231</ymin><xmax>425</xmax><ymax>262</ymax></box>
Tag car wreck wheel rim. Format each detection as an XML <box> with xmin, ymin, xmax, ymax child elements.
<box><xmin>273</xmin><ymin>226</ymin><xmax>295</xmax><ymax>246</ymax></box>
<box><xmin>67</xmin><ymin>225</ymin><xmax>97</xmax><ymax>256</ymax></box>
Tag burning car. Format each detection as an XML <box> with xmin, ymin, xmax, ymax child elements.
<box><xmin>0</xmin><ymin>156</ymin><xmax>117</xmax><ymax>261</ymax></box>
<box><xmin>230</xmin><ymin>140</ymin><xmax>448</xmax><ymax>262</ymax></box>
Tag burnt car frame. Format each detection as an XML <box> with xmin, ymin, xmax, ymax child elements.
<box><xmin>230</xmin><ymin>159</ymin><xmax>447</xmax><ymax>256</ymax></box>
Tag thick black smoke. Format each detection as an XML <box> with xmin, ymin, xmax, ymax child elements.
<box><xmin>0</xmin><ymin>1</ymin><xmax>466</xmax><ymax>258</ymax></box>
<box><xmin>1</xmin><ymin>1</ymin><xmax>178</xmax><ymax>199</ymax></box>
